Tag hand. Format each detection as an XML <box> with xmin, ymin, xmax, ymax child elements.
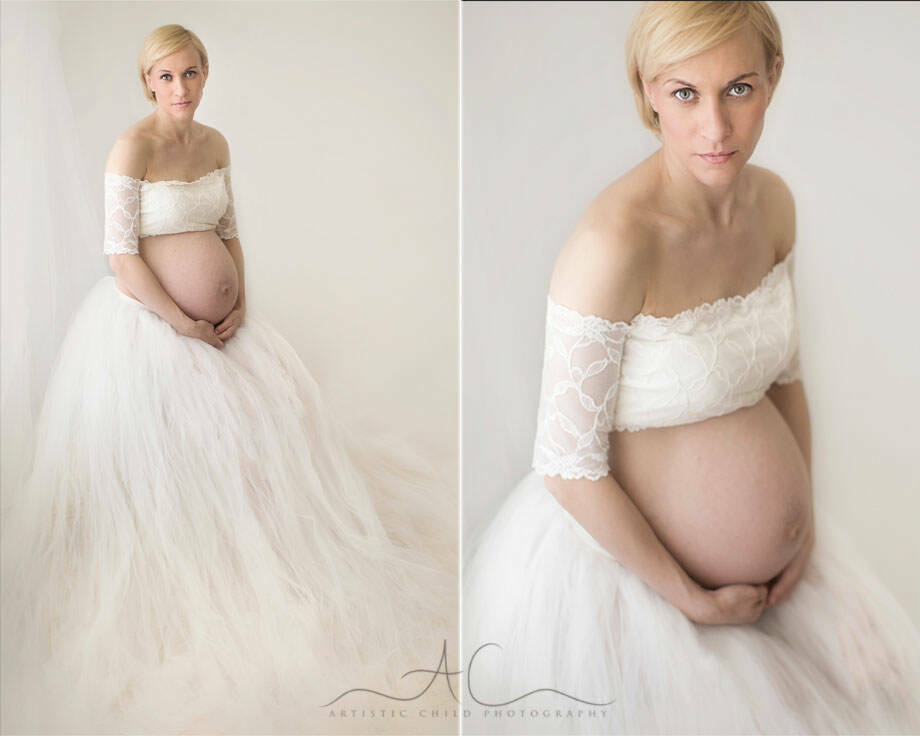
<box><xmin>683</xmin><ymin>582</ymin><xmax>770</xmax><ymax>625</ymax></box>
<box><xmin>177</xmin><ymin>318</ymin><xmax>224</xmax><ymax>349</ymax></box>
<box><xmin>766</xmin><ymin>519</ymin><xmax>815</xmax><ymax>608</ymax></box>
<box><xmin>215</xmin><ymin>304</ymin><xmax>245</xmax><ymax>342</ymax></box>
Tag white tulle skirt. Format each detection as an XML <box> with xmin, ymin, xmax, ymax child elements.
<box><xmin>1</xmin><ymin>276</ymin><xmax>457</xmax><ymax>735</ymax></box>
<box><xmin>463</xmin><ymin>471</ymin><xmax>920</xmax><ymax>735</ymax></box>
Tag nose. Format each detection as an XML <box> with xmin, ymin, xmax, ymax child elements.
<box><xmin>699</xmin><ymin>98</ymin><xmax>732</xmax><ymax>146</ymax></box>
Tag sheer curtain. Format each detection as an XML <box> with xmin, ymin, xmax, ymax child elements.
<box><xmin>1</xmin><ymin>2</ymin><xmax>106</xmax><ymax>506</ymax></box>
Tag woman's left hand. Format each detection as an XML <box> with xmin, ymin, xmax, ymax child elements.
<box><xmin>766</xmin><ymin>516</ymin><xmax>815</xmax><ymax>607</ymax></box>
<box><xmin>215</xmin><ymin>304</ymin><xmax>245</xmax><ymax>341</ymax></box>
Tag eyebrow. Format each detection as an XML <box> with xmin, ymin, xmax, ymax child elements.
<box><xmin>157</xmin><ymin>66</ymin><xmax>199</xmax><ymax>73</ymax></box>
<box><xmin>664</xmin><ymin>71</ymin><xmax>759</xmax><ymax>87</ymax></box>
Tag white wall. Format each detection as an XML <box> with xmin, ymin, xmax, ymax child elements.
<box><xmin>49</xmin><ymin>1</ymin><xmax>459</xmax><ymax>479</ymax></box>
<box><xmin>461</xmin><ymin>1</ymin><xmax>920</xmax><ymax>622</ymax></box>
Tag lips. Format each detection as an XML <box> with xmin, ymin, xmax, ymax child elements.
<box><xmin>173</xmin><ymin>101</ymin><xmax>190</xmax><ymax>107</ymax></box>
<box><xmin>698</xmin><ymin>151</ymin><xmax>736</xmax><ymax>164</ymax></box>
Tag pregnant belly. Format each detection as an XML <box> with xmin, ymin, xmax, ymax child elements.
<box><xmin>608</xmin><ymin>396</ymin><xmax>812</xmax><ymax>589</ymax></box>
<box><xmin>137</xmin><ymin>231</ymin><xmax>239</xmax><ymax>324</ymax></box>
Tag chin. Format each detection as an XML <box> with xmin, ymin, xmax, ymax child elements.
<box><xmin>691</xmin><ymin>156</ymin><xmax>743</xmax><ymax>184</ymax></box>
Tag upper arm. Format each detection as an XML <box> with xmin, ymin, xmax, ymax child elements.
<box><xmin>757</xmin><ymin>166</ymin><xmax>796</xmax><ymax>263</ymax></box>
<box><xmin>758</xmin><ymin>167</ymin><xmax>803</xmax><ymax>386</ymax></box>
<box><xmin>210</xmin><ymin>128</ymin><xmax>231</xmax><ymax>169</ymax></box>
<box><xmin>104</xmin><ymin>132</ymin><xmax>148</xmax><ymax>265</ymax></box>
<box><xmin>548</xmin><ymin>203</ymin><xmax>651</xmax><ymax>323</ymax></box>
<box><xmin>533</xmin><ymin>201</ymin><xmax>651</xmax><ymax>484</ymax></box>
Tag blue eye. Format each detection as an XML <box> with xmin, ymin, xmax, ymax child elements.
<box><xmin>158</xmin><ymin>71</ymin><xmax>196</xmax><ymax>82</ymax></box>
<box><xmin>671</xmin><ymin>82</ymin><xmax>754</xmax><ymax>104</ymax></box>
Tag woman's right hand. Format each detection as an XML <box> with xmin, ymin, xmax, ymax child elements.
<box><xmin>177</xmin><ymin>318</ymin><xmax>225</xmax><ymax>349</ymax></box>
<box><xmin>683</xmin><ymin>583</ymin><xmax>769</xmax><ymax>625</ymax></box>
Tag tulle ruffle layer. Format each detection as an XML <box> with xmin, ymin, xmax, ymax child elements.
<box><xmin>1</xmin><ymin>276</ymin><xmax>456</xmax><ymax>734</ymax></box>
<box><xmin>462</xmin><ymin>471</ymin><xmax>920</xmax><ymax>735</ymax></box>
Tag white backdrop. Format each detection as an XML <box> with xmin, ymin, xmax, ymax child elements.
<box><xmin>461</xmin><ymin>1</ymin><xmax>920</xmax><ymax>622</ymax></box>
<box><xmin>2</xmin><ymin>2</ymin><xmax>458</xmax><ymax>505</ymax></box>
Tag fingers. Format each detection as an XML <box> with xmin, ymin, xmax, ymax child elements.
<box><xmin>768</xmin><ymin>580</ymin><xmax>791</xmax><ymax>607</ymax></box>
<box><xmin>774</xmin><ymin>525</ymin><xmax>815</xmax><ymax>608</ymax></box>
<box><xmin>742</xmin><ymin>585</ymin><xmax>768</xmax><ymax>623</ymax></box>
<box><xmin>215</xmin><ymin>317</ymin><xmax>239</xmax><ymax>339</ymax></box>
<box><xmin>208</xmin><ymin>327</ymin><xmax>224</xmax><ymax>349</ymax></box>
<box><xmin>767</xmin><ymin>561</ymin><xmax>801</xmax><ymax>606</ymax></box>
<box><xmin>707</xmin><ymin>584</ymin><xmax>769</xmax><ymax>625</ymax></box>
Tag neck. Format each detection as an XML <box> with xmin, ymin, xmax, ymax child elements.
<box><xmin>654</xmin><ymin>146</ymin><xmax>745</xmax><ymax>229</ymax></box>
<box><xmin>150</xmin><ymin>107</ymin><xmax>195</xmax><ymax>146</ymax></box>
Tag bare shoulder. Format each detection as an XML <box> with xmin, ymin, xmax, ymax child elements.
<box><xmin>104</xmin><ymin>121</ymin><xmax>152</xmax><ymax>179</ymax></box>
<box><xmin>548</xmin><ymin>182</ymin><xmax>654</xmax><ymax>325</ymax></box>
<box><xmin>199</xmin><ymin>124</ymin><xmax>231</xmax><ymax>167</ymax></box>
<box><xmin>748</xmin><ymin>164</ymin><xmax>796</xmax><ymax>261</ymax></box>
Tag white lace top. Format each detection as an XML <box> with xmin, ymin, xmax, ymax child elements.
<box><xmin>532</xmin><ymin>248</ymin><xmax>802</xmax><ymax>481</ymax></box>
<box><xmin>103</xmin><ymin>167</ymin><xmax>238</xmax><ymax>254</ymax></box>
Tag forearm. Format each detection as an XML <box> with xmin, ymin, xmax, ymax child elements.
<box><xmin>108</xmin><ymin>254</ymin><xmax>192</xmax><ymax>332</ymax></box>
<box><xmin>767</xmin><ymin>380</ymin><xmax>812</xmax><ymax>482</ymax></box>
<box><xmin>544</xmin><ymin>473</ymin><xmax>703</xmax><ymax>614</ymax></box>
<box><xmin>222</xmin><ymin>237</ymin><xmax>246</xmax><ymax>308</ymax></box>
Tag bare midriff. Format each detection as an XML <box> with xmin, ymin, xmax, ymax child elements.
<box><xmin>118</xmin><ymin>230</ymin><xmax>239</xmax><ymax>324</ymax></box>
<box><xmin>608</xmin><ymin>395</ymin><xmax>811</xmax><ymax>589</ymax></box>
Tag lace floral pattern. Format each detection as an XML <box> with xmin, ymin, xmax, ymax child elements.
<box><xmin>774</xmin><ymin>347</ymin><xmax>802</xmax><ymax>384</ymax></box>
<box><xmin>532</xmin><ymin>299</ymin><xmax>629</xmax><ymax>481</ymax></box>
<box><xmin>138</xmin><ymin>167</ymin><xmax>233</xmax><ymax>238</ymax></box>
<box><xmin>613</xmin><ymin>250</ymin><xmax>801</xmax><ymax>432</ymax></box>
<box><xmin>216</xmin><ymin>168</ymin><xmax>238</xmax><ymax>240</ymax></box>
<box><xmin>103</xmin><ymin>173</ymin><xmax>141</xmax><ymax>255</ymax></box>
<box><xmin>103</xmin><ymin>167</ymin><xmax>238</xmax><ymax>254</ymax></box>
<box><xmin>532</xmin><ymin>250</ymin><xmax>803</xmax><ymax>479</ymax></box>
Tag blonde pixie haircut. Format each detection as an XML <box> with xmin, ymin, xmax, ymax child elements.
<box><xmin>138</xmin><ymin>24</ymin><xmax>209</xmax><ymax>104</ymax></box>
<box><xmin>625</xmin><ymin>1</ymin><xmax>783</xmax><ymax>137</ymax></box>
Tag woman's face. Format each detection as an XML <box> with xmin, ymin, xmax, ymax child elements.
<box><xmin>145</xmin><ymin>45</ymin><xmax>207</xmax><ymax>119</ymax></box>
<box><xmin>643</xmin><ymin>26</ymin><xmax>780</xmax><ymax>187</ymax></box>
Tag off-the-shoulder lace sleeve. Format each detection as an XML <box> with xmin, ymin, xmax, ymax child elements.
<box><xmin>773</xmin><ymin>246</ymin><xmax>802</xmax><ymax>385</ymax></box>
<box><xmin>103</xmin><ymin>173</ymin><xmax>141</xmax><ymax>255</ymax></box>
<box><xmin>215</xmin><ymin>168</ymin><xmax>238</xmax><ymax>240</ymax></box>
<box><xmin>532</xmin><ymin>297</ymin><xmax>630</xmax><ymax>481</ymax></box>
<box><xmin>774</xmin><ymin>347</ymin><xmax>802</xmax><ymax>384</ymax></box>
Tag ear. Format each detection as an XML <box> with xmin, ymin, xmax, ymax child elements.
<box><xmin>769</xmin><ymin>53</ymin><xmax>782</xmax><ymax>86</ymax></box>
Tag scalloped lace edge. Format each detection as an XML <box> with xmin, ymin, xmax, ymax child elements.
<box><xmin>547</xmin><ymin>248</ymin><xmax>794</xmax><ymax>331</ymax></box>
<box><xmin>104</xmin><ymin>166</ymin><xmax>230</xmax><ymax>186</ymax></box>
<box><xmin>532</xmin><ymin>464</ymin><xmax>609</xmax><ymax>482</ymax></box>
<box><xmin>102</xmin><ymin>244</ymin><xmax>139</xmax><ymax>255</ymax></box>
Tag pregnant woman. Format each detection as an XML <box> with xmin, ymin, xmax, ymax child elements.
<box><xmin>1</xmin><ymin>24</ymin><xmax>454</xmax><ymax>734</ymax></box>
<box><xmin>463</xmin><ymin>3</ymin><xmax>920</xmax><ymax>733</ymax></box>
